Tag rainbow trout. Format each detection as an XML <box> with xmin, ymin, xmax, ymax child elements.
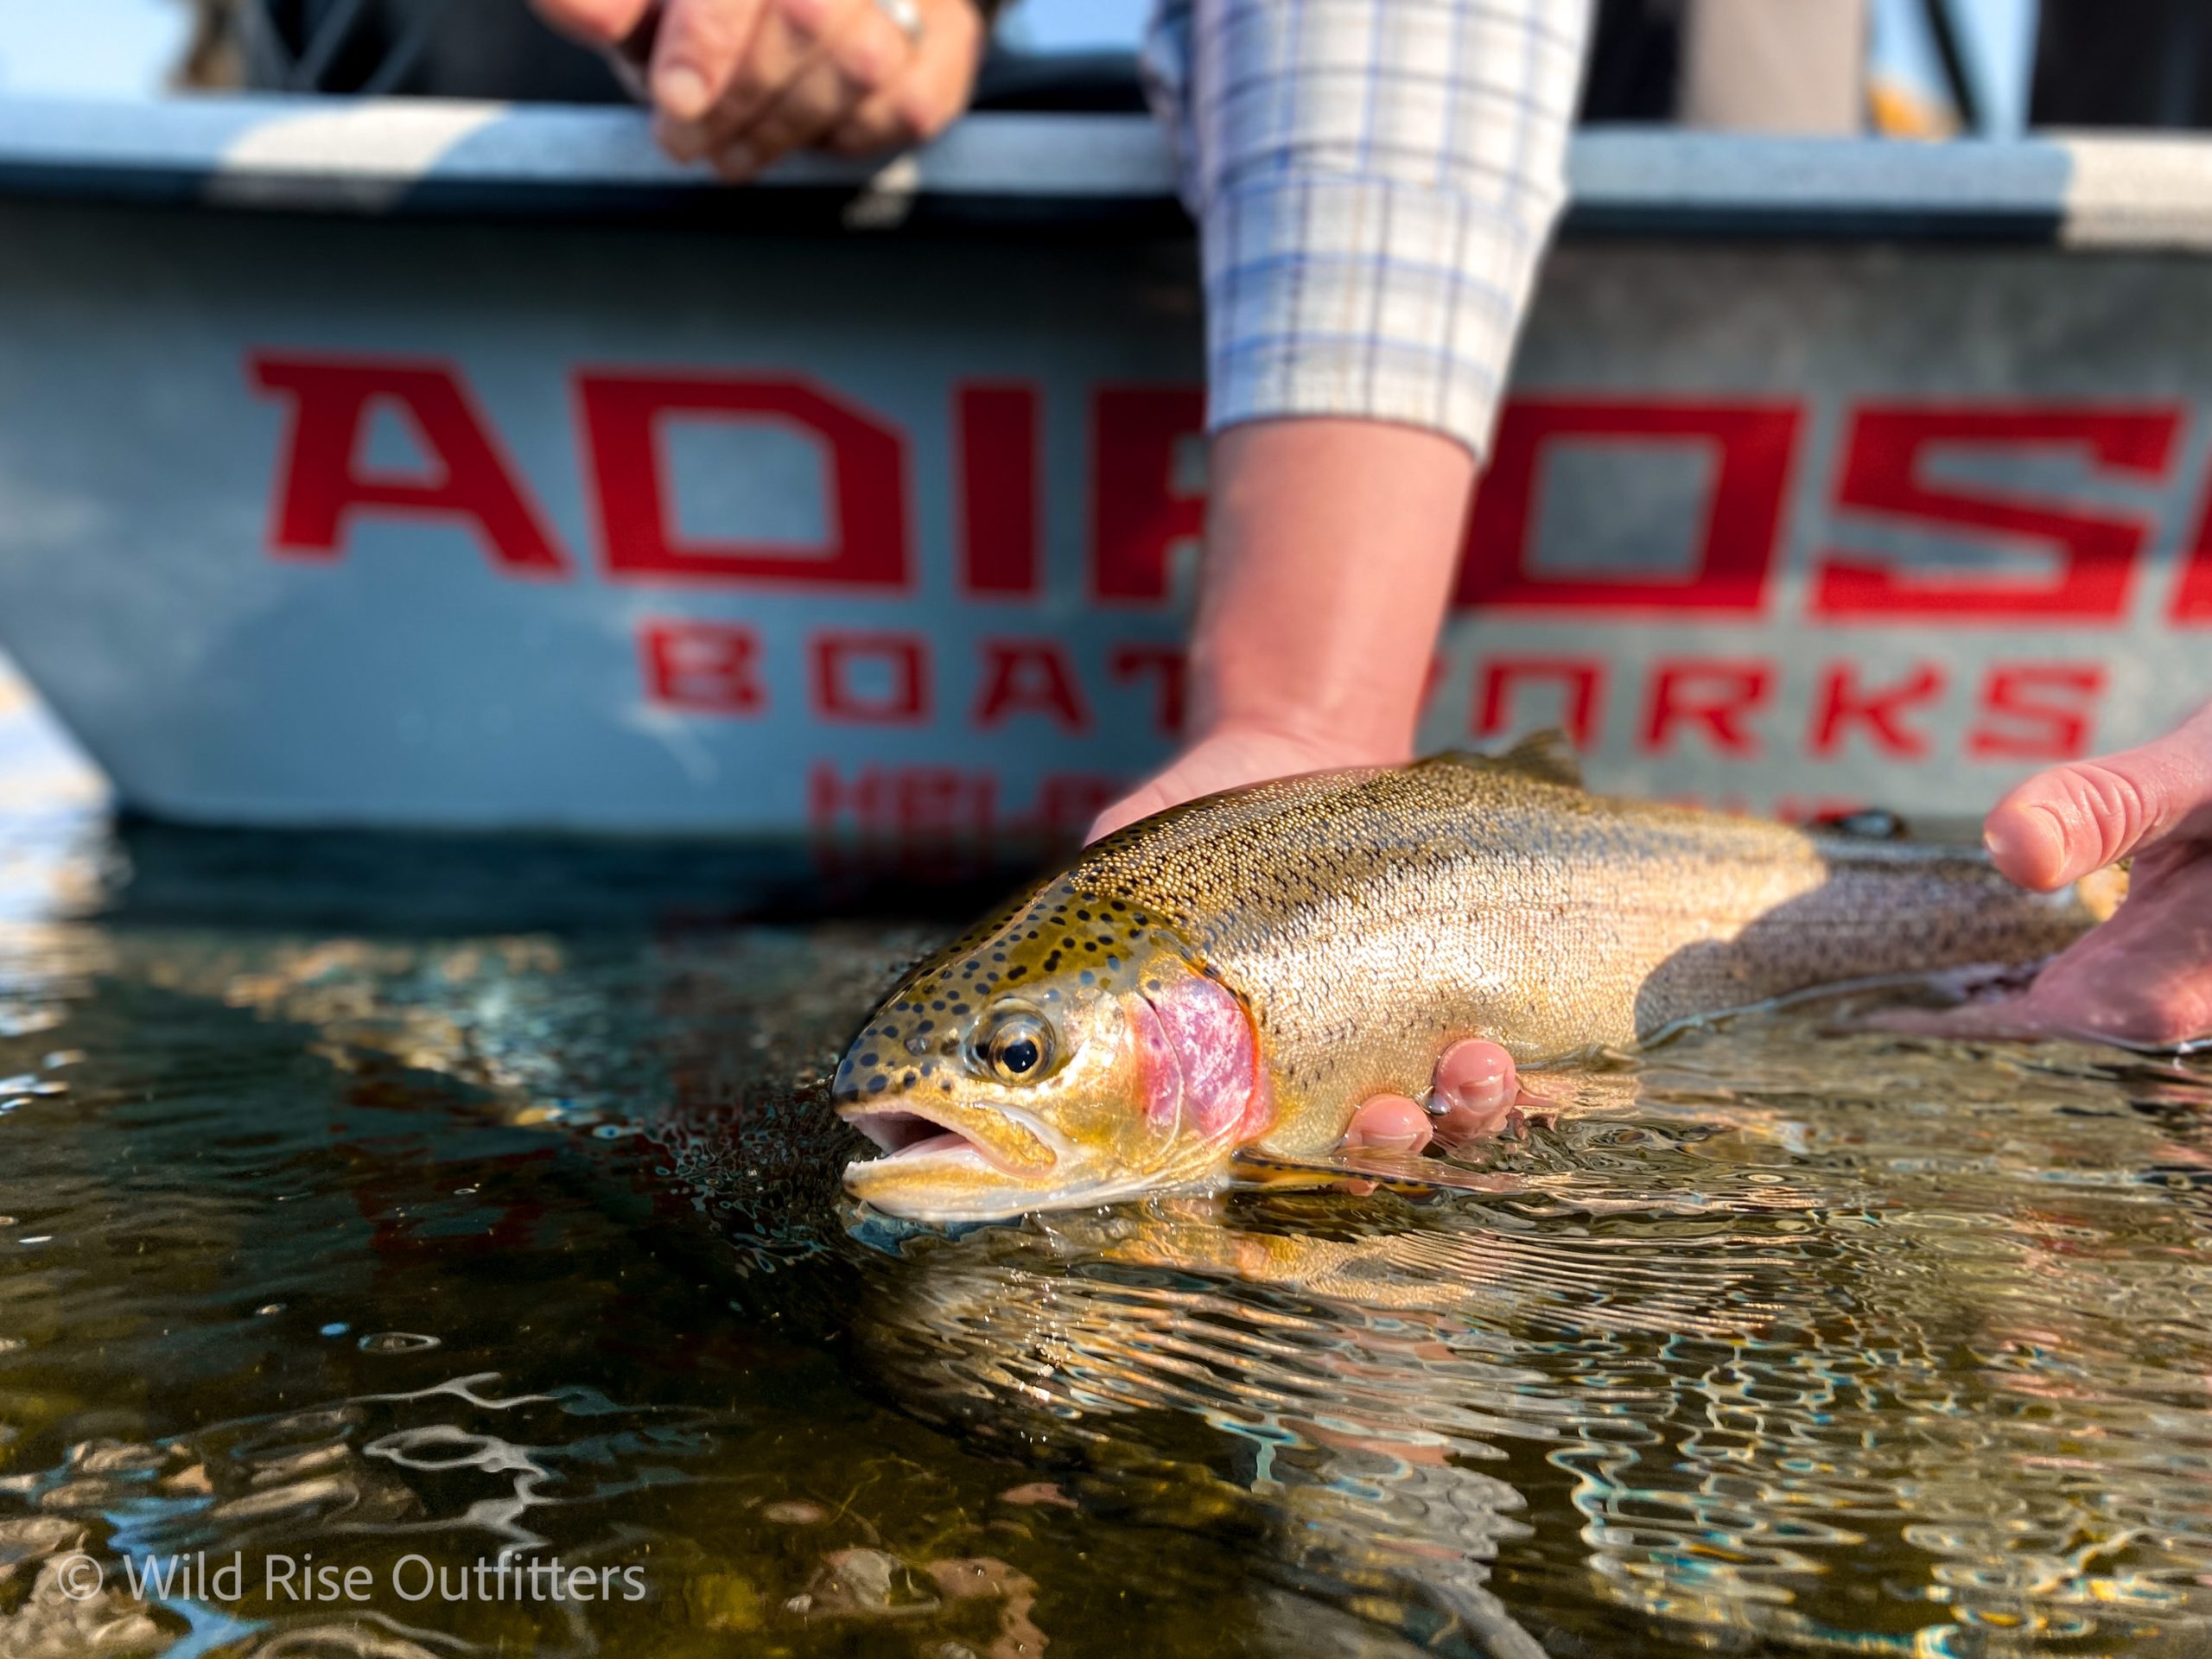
<box><xmin>835</xmin><ymin>740</ymin><xmax>2104</xmax><ymax>1221</ymax></box>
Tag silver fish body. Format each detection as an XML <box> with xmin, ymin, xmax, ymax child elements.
<box><xmin>835</xmin><ymin>747</ymin><xmax>2098</xmax><ymax>1217</ymax></box>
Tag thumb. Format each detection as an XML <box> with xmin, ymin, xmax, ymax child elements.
<box><xmin>1983</xmin><ymin>703</ymin><xmax>2212</xmax><ymax>890</ymax></box>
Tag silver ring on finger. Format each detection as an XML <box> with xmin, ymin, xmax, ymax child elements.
<box><xmin>872</xmin><ymin>0</ymin><xmax>925</xmax><ymax>47</ymax></box>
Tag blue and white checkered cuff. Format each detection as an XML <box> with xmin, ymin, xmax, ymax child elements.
<box><xmin>1202</xmin><ymin>168</ymin><xmax>1561</xmax><ymax>459</ymax></box>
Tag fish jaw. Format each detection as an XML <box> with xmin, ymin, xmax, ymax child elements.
<box><xmin>840</xmin><ymin>1093</ymin><xmax>1066</xmax><ymax>1181</ymax></box>
<box><xmin>837</xmin><ymin>1091</ymin><xmax>1155</xmax><ymax>1224</ymax></box>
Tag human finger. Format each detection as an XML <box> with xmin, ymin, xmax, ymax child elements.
<box><xmin>714</xmin><ymin>0</ymin><xmax>906</xmax><ymax>177</ymax></box>
<box><xmin>1982</xmin><ymin>703</ymin><xmax>2212</xmax><ymax>891</ymax></box>
<box><xmin>1340</xmin><ymin>1095</ymin><xmax>1432</xmax><ymax>1154</ymax></box>
<box><xmin>682</xmin><ymin>0</ymin><xmax>839</xmax><ymax>156</ymax></box>
<box><xmin>828</xmin><ymin>0</ymin><xmax>980</xmax><ymax>153</ymax></box>
<box><xmin>649</xmin><ymin>0</ymin><xmax>772</xmax><ymax>160</ymax></box>
<box><xmin>1342</xmin><ymin>1040</ymin><xmax>1531</xmax><ymax>1153</ymax></box>
<box><xmin>1427</xmin><ymin>1039</ymin><xmax>1524</xmax><ymax>1144</ymax></box>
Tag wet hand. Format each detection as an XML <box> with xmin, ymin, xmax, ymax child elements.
<box><xmin>1340</xmin><ymin>1040</ymin><xmax>1528</xmax><ymax>1155</ymax></box>
<box><xmin>532</xmin><ymin>0</ymin><xmax>984</xmax><ymax>177</ymax></box>
<box><xmin>1877</xmin><ymin>702</ymin><xmax>2212</xmax><ymax>1048</ymax></box>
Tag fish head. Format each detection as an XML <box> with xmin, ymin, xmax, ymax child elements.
<box><xmin>834</xmin><ymin>880</ymin><xmax>1273</xmax><ymax>1222</ymax></box>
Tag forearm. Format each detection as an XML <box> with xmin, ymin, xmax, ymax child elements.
<box><xmin>1091</xmin><ymin>0</ymin><xmax>1591</xmax><ymax>839</ymax></box>
<box><xmin>1166</xmin><ymin>0</ymin><xmax>1587</xmax><ymax>751</ymax></box>
<box><xmin>1188</xmin><ymin>419</ymin><xmax>1476</xmax><ymax>756</ymax></box>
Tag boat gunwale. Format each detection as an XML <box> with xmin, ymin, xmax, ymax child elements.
<box><xmin>4</xmin><ymin>94</ymin><xmax>2212</xmax><ymax>246</ymax></box>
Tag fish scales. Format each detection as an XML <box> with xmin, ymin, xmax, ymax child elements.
<box><xmin>1069</xmin><ymin>755</ymin><xmax>2087</xmax><ymax>1154</ymax></box>
<box><xmin>835</xmin><ymin>747</ymin><xmax>2099</xmax><ymax>1219</ymax></box>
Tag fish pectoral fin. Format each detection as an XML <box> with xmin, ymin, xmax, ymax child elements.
<box><xmin>1224</xmin><ymin>1149</ymin><xmax>1354</xmax><ymax>1192</ymax></box>
<box><xmin>1228</xmin><ymin>1146</ymin><xmax>1519</xmax><ymax>1197</ymax></box>
<box><xmin>1424</xmin><ymin>729</ymin><xmax>1584</xmax><ymax>790</ymax></box>
<box><xmin>2076</xmin><ymin>861</ymin><xmax>2129</xmax><ymax>922</ymax></box>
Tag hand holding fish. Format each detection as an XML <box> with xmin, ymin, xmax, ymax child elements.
<box><xmin>1338</xmin><ymin>1040</ymin><xmax>1528</xmax><ymax>1155</ymax></box>
<box><xmin>1874</xmin><ymin>702</ymin><xmax>2212</xmax><ymax>1049</ymax></box>
<box><xmin>532</xmin><ymin>0</ymin><xmax>983</xmax><ymax>178</ymax></box>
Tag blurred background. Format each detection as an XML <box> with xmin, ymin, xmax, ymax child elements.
<box><xmin>3</xmin><ymin>0</ymin><xmax>2208</xmax><ymax>837</ymax></box>
<box><xmin>0</xmin><ymin>1</ymin><xmax>2043</xmax><ymax>136</ymax></box>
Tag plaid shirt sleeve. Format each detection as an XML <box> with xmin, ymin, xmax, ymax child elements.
<box><xmin>1141</xmin><ymin>0</ymin><xmax>1592</xmax><ymax>459</ymax></box>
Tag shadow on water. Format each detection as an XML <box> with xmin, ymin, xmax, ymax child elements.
<box><xmin>0</xmin><ymin>801</ymin><xmax>2206</xmax><ymax>1655</ymax></box>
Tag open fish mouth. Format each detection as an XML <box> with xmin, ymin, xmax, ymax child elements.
<box><xmin>837</xmin><ymin>1098</ymin><xmax>1064</xmax><ymax>1177</ymax></box>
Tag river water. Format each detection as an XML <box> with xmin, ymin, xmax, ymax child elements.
<box><xmin>0</xmin><ymin>680</ymin><xmax>2207</xmax><ymax>1658</ymax></box>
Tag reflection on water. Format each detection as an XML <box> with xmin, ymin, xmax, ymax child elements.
<box><xmin>863</xmin><ymin>1033</ymin><xmax>2212</xmax><ymax>1656</ymax></box>
<box><xmin>0</xmin><ymin>737</ymin><xmax>2206</xmax><ymax>1653</ymax></box>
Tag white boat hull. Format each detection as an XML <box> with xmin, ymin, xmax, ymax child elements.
<box><xmin>3</xmin><ymin>98</ymin><xmax>2211</xmax><ymax>842</ymax></box>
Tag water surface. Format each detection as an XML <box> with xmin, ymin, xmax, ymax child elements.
<box><xmin>0</xmin><ymin>727</ymin><xmax>2206</xmax><ymax>1657</ymax></box>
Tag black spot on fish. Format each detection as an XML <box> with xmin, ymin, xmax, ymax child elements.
<box><xmin>868</xmin><ymin>1076</ymin><xmax>887</xmax><ymax>1094</ymax></box>
<box><xmin>951</xmin><ymin>1002</ymin><xmax>969</xmax><ymax>1015</ymax></box>
<box><xmin>1007</xmin><ymin>966</ymin><xmax>1028</xmax><ymax>981</ymax></box>
<box><xmin>1077</xmin><ymin>910</ymin><xmax>1091</xmax><ymax>921</ymax></box>
<box><xmin>1079</xmin><ymin>970</ymin><xmax>1095</xmax><ymax>986</ymax></box>
<box><xmin>902</xmin><ymin>1071</ymin><xmax>917</xmax><ymax>1087</ymax></box>
<box><xmin>1109</xmin><ymin>900</ymin><xmax>1126</xmax><ymax>912</ymax></box>
<box><xmin>861</xmin><ymin>1052</ymin><xmax>879</xmax><ymax>1066</ymax></box>
<box><xmin>917</xmin><ymin>1020</ymin><xmax>934</xmax><ymax>1033</ymax></box>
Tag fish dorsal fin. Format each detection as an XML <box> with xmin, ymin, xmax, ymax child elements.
<box><xmin>1427</xmin><ymin>729</ymin><xmax>1584</xmax><ymax>789</ymax></box>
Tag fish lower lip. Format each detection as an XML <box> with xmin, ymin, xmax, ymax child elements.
<box><xmin>839</xmin><ymin>1102</ymin><xmax>1049</xmax><ymax>1173</ymax></box>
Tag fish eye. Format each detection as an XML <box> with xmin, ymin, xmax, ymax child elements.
<box><xmin>977</xmin><ymin>1007</ymin><xmax>1053</xmax><ymax>1084</ymax></box>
